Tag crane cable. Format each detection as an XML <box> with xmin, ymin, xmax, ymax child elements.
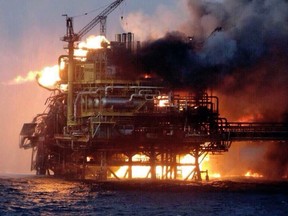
<box><xmin>72</xmin><ymin>1</ymin><xmax>122</xmax><ymax>19</ymax></box>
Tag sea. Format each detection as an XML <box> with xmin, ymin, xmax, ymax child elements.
<box><xmin>0</xmin><ymin>175</ymin><xmax>287</xmax><ymax>216</ymax></box>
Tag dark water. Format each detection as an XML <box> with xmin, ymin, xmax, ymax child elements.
<box><xmin>0</xmin><ymin>175</ymin><xmax>288</xmax><ymax>216</ymax></box>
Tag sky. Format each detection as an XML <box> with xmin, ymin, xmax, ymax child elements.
<box><xmin>0</xmin><ymin>0</ymin><xmax>287</xmax><ymax>177</ymax></box>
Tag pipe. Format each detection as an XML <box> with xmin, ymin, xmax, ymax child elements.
<box><xmin>73</xmin><ymin>88</ymin><xmax>105</xmax><ymax>119</ymax></box>
<box><xmin>58</xmin><ymin>55</ymin><xmax>69</xmax><ymax>68</ymax></box>
<box><xmin>104</xmin><ymin>85</ymin><xmax>163</xmax><ymax>96</ymax></box>
<box><xmin>129</xmin><ymin>89</ymin><xmax>160</xmax><ymax>101</ymax></box>
<box><xmin>73</xmin><ymin>87</ymin><xmax>162</xmax><ymax>118</ymax></box>
<box><xmin>67</xmin><ymin>40</ymin><xmax>75</xmax><ymax>126</ymax></box>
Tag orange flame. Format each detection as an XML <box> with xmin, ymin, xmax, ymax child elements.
<box><xmin>6</xmin><ymin>35</ymin><xmax>109</xmax><ymax>88</ymax></box>
<box><xmin>37</xmin><ymin>65</ymin><xmax>61</xmax><ymax>87</ymax></box>
<box><xmin>244</xmin><ymin>170</ymin><xmax>263</xmax><ymax>178</ymax></box>
<box><xmin>156</xmin><ymin>95</ymin><xmax>170</xmax><ymax>107</ymax></box>
<box><xmin>75</xmin><ymin>35</ymin><xmax>110</xmax><ymax>57</ymax></box>
<box><xmin>114</xmin><ymin>153</ymin><xmax>221</xmax><ymax>180</ymax></box>
<box><xmin>5</xmin><ymin>65</ymin><xmax>60</xmax><ymax>87</ymax></box>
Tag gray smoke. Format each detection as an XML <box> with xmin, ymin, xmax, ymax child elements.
<box><xmin>135</xmin><ymin>0</ymin><xmax>288</xmax><ymax>100</ymax></box>
<box><xmin>128</xmin><ymin>0</ymin><xmax>288</xmax><ymax>179</ymax></box>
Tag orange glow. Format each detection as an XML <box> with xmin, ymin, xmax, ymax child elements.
<box><xmin>244</xmin><ymin>170</ymin><xmax>263</xmax><ymax>178</ymax></box>
<box><xmin>179</xmin><ymin>154</ymin><xmax>195</xmax><ymax>179</ymax></box>
<box><xmin>115</xmin><ymin>154</ymin><xmax>151</xmax><ymax>178</ymax></box>
<box><xmin>6</xmin><ymin>65</ymin><xmax>60</xmax><ymax>87</ymax></box>
<box><xmin>34</xmin><ymin>36</ymin><xmax>110</xmax><ymax>87</ymax></box>
<box><xmin>131</xmin><ymin>154</ymin><xmax>151</xmax><ymax>178</ymax></box>
<box><xmin>180</xmin><ymin>154</ymin><xmax>221</xmax><ymax>179</ymax></box>
<box><xmin>201</xmin><ymin>155</ymin><xmax>222</xmax><ymax>179</ymax></box>
<box><xmin>210</xmin><ymin>173</ymin><xmax>221</xmax><ymax>178</ymax></box>
<box><xmin>8</xmin><ymin>35</ymin><xmax>108</xmax><ymax>86</ymax></box>
<box><xmin>75</xmin><ymin>35</ymin><xmax>110</xmax><ymax>57</ymax></box>
<box><xmin>37</xmin><ymin>65</ymin><xmax>61</xmax><ymax>87</ymax></box>
<box><xmin>113</xmin><ymin>153</ymin><xmax>221</xmax><ymax>180</ymax></box>
<box><xmin>156</xmin><ymin>95</ymin><xmax>170</xmax><ymax>107</ymax></box>
<box><xmin>144</xmin><ymin>74</ymin><xmax>151</xmax><ymax>79</ymax></box>
<box><xmin>238</xmin><ymin>113</ymin><xmax>263</xmax><ymax>122</ymax></box>
<box><xmin>114</xmin><ymin>166</ymin><xmax>127</xmax><ymax>178</ymax></box>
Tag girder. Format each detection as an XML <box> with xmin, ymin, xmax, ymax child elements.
<box><xmin>224</xmin><ymin>122</ymin><xmax>288</xmax><ymax>141</ymax></box>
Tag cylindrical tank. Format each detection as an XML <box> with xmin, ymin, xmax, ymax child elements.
<box><xmin>116</xmin><ymin>34</ymin><xmax>121</xmax><ymax>43</ymax></box>
<box><xmin>127</xmin><ymin>32</ymin><xmax>133</xmax><ymax>42</ymax></box>
<box><xmin>101</xmin><ymin>97</ymin><xmax>142</xmax><ymax>109</ymax></box>
<box><xmin>122</xmin><ymin>33</ymin><xmax>127</xmax><ymax>43</ymax></box>
<box><xmin>81</xmin><ymin>97</ymin><xmax>100</xmax><ymax>109</ymax></box>
<box><xmin>127</xmin><ymin>32</ymin><xmax>133</xmax><ymax>51</ymax></box>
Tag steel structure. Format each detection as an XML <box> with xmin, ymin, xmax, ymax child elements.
<box><xmin>61</xmin><ymin>0</ymin><xmax>125</xmax><ymax>127</ymax></box>
<box><xmin>19</xmin><ymin>33</ymin><xmax>288</xmax><ymax>180</ymax></box>
<box><xmin>19</xmin><ymin>1</ymin><xmax>288</xmax><ymax>181</ymax></box>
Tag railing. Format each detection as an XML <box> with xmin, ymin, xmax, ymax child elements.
<box><xmin>222</xmin><ymin>122</ymin><xmax>288</xmax><ymax>141</ymax></box>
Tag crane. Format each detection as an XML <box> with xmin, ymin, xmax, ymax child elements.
<box><xmin>61</xmin><ymin>0</ymin><xmax>125</xmax><ymax>126</ymax></box>
<box><xmin>62</xmin><ymin>0</ymin><xmax>124</xmax><ymax>43</ymax></box>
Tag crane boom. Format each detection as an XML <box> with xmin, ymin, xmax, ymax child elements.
<box><xmin>77</xmin><ymin>0</ymin><xmax>124</xmax><ymax>40</ymax></box>
<box><xmin>63</xmin><ymin>0</ymin><xmax>124</xmax><ymax>126</ymax></box>
<box><xmin>62</xmin><ymin>0</ymin><xmax>124</xmax><ymax>42</ymax></box>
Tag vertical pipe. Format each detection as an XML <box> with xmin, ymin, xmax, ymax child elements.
<box><xmin>128</xmin><ymin>154</ymin><xmax>133</xmax><ymax>179</ymax></box>
<box><xmin>122</xmin><ymin>33</ymin><xmax>127</xmax><ymax>48</ymax></box>
<box><xmin>161</xmin><ymin>153</ymin><xmax>164</xmax><ymax>180</ymax></box>
<box><xmin>173</xmin><ymin>154</ymin><xmax>177</xmax><ymax>180</ymax></box>
<box><xmin>194</xmin><ymin>145</ymin><xmax>202</xmax><ymax>181</ymax></box>
<box><xmin>122</xmin><ymin>33</ymin><xmax>127</xmax><ymax>42</ymax></box>
<box><xmin>150</xmin><ymin>146</ymin><xmax>156</xmax><ymax>180</ymax></box>
<box><xmin>100</xmin><ymin>151</ymin><xmax>107</xmax><ymax>180</ymax></box>
<box><xmin>127</xmin><ymin>32</ymin><xmax>133</xmax><ymax>51</ymax></box>
<box><xmin>116</xmin><ymin>34</ymin><xmax>122</xmax><ymax>43</ymax></box>
<box><xmin>67</xmin><ymin>41</ymin><xmax>74</xmax><ymax>126</ymax></box>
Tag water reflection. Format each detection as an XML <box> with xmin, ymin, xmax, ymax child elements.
<box><xmin>0</xmin><ymin>175</ymin><xmax>287</xmax><ymax>215</ymax></box>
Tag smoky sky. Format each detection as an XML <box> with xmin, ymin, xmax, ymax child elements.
<box><xmin>130</xmin><ymin>0</ymin><xmax>288</xmax><ymax>93</ymax></box>
<box><xmin>118</xmin><ymin>0</ymin><xmax>288</xmax><ymax>179</ymax></box>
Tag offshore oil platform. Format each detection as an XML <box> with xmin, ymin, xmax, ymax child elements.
<box><xmin>19</xmin><ymin>0</ymin><xmax>288</xmax><ymax>181</ymax></box>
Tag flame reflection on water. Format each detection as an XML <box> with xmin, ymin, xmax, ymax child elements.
<box><xmin>0</xmin><ymin>175</ymin><xmax>287</xmax><ymax>215</ymax></box>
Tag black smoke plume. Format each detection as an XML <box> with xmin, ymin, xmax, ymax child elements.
<box><xmin>115</xmin><ymin>0</ymin><xmax>288</xmax><ymax>178</ymax></box>
<box><xmin>136</xmin><ymin>0</ymin><xmax>288</xmax><ymax>93</ymax></box>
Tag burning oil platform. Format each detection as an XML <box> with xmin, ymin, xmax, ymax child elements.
<box><xmin>19</xmin><ymin>0</ymin><xmax>288</xmax><ymax>181</ymax></box>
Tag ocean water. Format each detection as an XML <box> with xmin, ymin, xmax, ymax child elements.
<box><xmin>0</xmin><ymin>175</ymin><xmax>287</xmax><ymax>216</ymax></box>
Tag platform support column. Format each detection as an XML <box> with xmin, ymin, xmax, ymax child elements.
<box><xmin>100</xmin><ymin>151</ymin><xmax>107</xmax><ymax>180</ymax></box>
<box><xmin>128</xmin><ymin>154</ymin><xmax>133</xmax><ymax>179</ymax></box>
<box><xmin>191</xmin><ymin>145</ymin><xmax>202</xmax><ymax>181</ymax></box>
<box><xmin>173</xmin><ymin>153</ymin><xmax>177</xmax><ymax>180</ymax></box>
<box><xmin>150</xmin><ymin>146</ymin><xmax>156</xmax><ymax>180</ymax></box>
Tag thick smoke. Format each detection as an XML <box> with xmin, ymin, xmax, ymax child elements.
<box><xmin>121</xmin><ymin>0</ymin><xmax>288</xmax><ymax>178</ymax></box>
<box><xmin>135</xmin><ymin>0</ymin><xmax>288</xmax><ymax>92</ymax></box>
<box><xmin>263</xmin><ymin>142</ymin><xmax>288</xmax><ymax>179</ymax></box>
<box><xmin>127</xmin><ymin>0</ymin><xmax>288</xmax><ymax>121</ymax></box>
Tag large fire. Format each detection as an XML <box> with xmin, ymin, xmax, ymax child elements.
<box><xmin>6</xmin><ymin>65</ymin><xmax>60</xmax><ymax>87</ymax></box>
<box><xmin>8</xmin><ymin>35</ymin><xmax>109</xmax><ymax>87</ymax></box>
<box><xmin>114</xmin><ymin>154</ymin><xmax>222</xmax><ymax>180</ymax></box>
<box><xmin>75</xmin><ymin>35</ymin><xmax>110</xmax><ymax>57</ymax></box>
<box><xmin>37</xmin><ymin>65</ymin><xmax>61</xmax><ymax>87</ymax></box>
<box><xmin>113</xmin><ymin>153</ymin><xmax>271</xmax><ymax>180</ymax></box>
<box><xmin>244</xmin><ymin>170</ymin><xmax>263</xmax><ymax>178</ymax></box>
